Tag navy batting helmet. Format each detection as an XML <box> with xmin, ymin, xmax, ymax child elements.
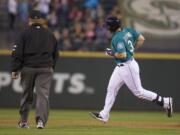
<box><xmin>104</xmin><ymin>16</ymin><xmax>121</xmax><ymax>32</ymax></box>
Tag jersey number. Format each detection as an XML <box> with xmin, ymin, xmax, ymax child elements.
<box><xmin>127</xmin><ymin>40</ymin><xmax>134</xmax><ymax>53</ymax></box>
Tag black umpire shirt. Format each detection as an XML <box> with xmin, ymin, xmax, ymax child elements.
<box><xmin>11</xmin><ymin>23</ymin><xmax>59</xmax><ymax>72</ymax></box>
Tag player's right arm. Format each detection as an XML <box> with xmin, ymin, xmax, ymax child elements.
<box><xmin>134</xmin><ymin>34</ymin><xmax>145</xmax><ymax>49</ymax></box>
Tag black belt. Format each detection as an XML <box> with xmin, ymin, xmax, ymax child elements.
<box><xmin>117</xmin><ymin>58</ymin><xmax>133</xmax><ymax>67</ymax></box>
<box><xmin>117</xmin><ymin>64</ymin><xmax>124</xmax><ymax>67</ymax></box>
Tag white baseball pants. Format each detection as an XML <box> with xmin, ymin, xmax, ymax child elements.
<box><xmin>100</xmin><ymin>59</ymin><xmax>157</xmax><ymax>119</ymax></box>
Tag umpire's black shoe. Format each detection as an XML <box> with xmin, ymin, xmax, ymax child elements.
<box><xmin>165</xmin><ymin>97</ymin><xmax>173</xmax><ymax>118</ymax></box>
<box><xmin>18</xmin><ymin>120</ymin><xmax>29</xmax><ymax>128</ymax></box>
<box><xmin>89</xmin><ymin>112</ymin><xmax>108</xmax><ymax>123</ymax></box>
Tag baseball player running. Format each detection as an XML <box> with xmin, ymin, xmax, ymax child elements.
<box><xmin>90</xmin><ymin>16</ymin><xmax>173</xmax><ymax>123</ymax></box>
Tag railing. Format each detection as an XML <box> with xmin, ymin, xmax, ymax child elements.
<box><xmin>1</xmin><ymin>49</ymin><xmax>180</xmax><ymax>60</ymax></box>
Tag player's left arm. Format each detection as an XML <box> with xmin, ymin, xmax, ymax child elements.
<box><xmin>134</xmin><ymin>34</ymin><xmax>145</xmax><ymax>49</ymax></box>
<box><xmin>128</xmin><ymin>28</ymin><xmax>145</xmax><ymax>50</ymax></box>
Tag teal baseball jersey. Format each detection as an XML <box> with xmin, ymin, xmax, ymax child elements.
<box><xmin>111</xmin><ymin>28</ymin><xmax>140</xmax><ymax>64</ymax></box>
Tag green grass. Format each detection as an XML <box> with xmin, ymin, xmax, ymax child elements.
<box><xmin>0</xmin><ymin>109</ymin><xmax>180</xmax><ymax>135</ymax></box>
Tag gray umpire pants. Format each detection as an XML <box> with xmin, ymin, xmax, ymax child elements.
<box><xmin>19</xmin><ymin>67</ymin><xmax>53</xmax><ymax>124</ymax></box>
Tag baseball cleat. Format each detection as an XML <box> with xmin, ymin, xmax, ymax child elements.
<box><xmin>37</xmin><ymin>119</ymin><xmax>44</xmax><ymax>129</ymax></box>
<box><xmin>89</xmin><ymin>112</ymin><xmax>108</xmax><ymax>123</ymax></box>
<box><xmin>165</xmin><ymin>97</ymin><xmax>173</xmax><ymax>118</ymax></box>
<box><xmin>18</xmin><ymin>120</ymin><xmax>29</xmax><ymax>128</ymax></box>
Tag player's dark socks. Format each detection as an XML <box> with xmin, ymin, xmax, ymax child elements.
<box><xmin>152</xmin><ymin>95</ymin><xmax>164</xmax><ymax>107</ymax></box>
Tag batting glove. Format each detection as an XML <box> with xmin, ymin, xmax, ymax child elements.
<box><xmin>105</xmin><ymin>48</ymin><xmax>115</xmax><ymax>56</ymax></box>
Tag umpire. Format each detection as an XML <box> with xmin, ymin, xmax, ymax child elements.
<box><xmin>11</xmin><ymin>10</ymin><xmax>59</xmax><ymax>129</ymax></box>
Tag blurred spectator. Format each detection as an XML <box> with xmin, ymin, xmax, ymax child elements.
<box><xmin>111</xmin><ymin>6</ymin><xmax>123</xmax><ymax>19</ymax></box>
<box><xmin>49</xmin><ymin>0</ymin><xmax>60</xmax><ymax>11</ymax></box>
<box><xmin>69</xmin><ymin>6</ymin><xmax>83</xmax><ymax>23</ymax></box>
<box><xmin>57</xmin><ymin>0</ymin><xmax>70</xmax><ymax>28</ymax></box>
<box><xmin>71</xmin><ymin>22</ymin><xmax>85</xmax><ymax>50</ymax></box>
<box><xmin>84</xmin><ymin>18</ymin><xmax>96</xmax><ymax>50</ymax></box>
<box><xmin>53</xmin><ymin>30</ymin><xmax>61</xmax><ymax>41</ymax></box>
<box><xmin>60</xmin><ymin>28</ymin><xmax>73</xmax><ymax>50</ymax></box>
<box><xmin>94</xmin><ymin>18</ymin><xmax>110</xmax><ymax>51</ymax></box>
<box><xmin>85</xmin><ymin>8</ymin><xmax>97</xmax><ymax>20</ymax></box>
<box><xmin>18</xmin><ymin>0</ymin><xmax>29</xmax><ymax>28</ymax></box>
<box><xmin>3</xmin><ymin>0</ymin><xmax>119</xmax><ymax>51</ymax></box>
<box><xmin>84</xmin><ymin>0</ymin><xmax>99</xmax><ymax>20</ymax></box>
<box><xmin>47</xmin><ymin>10</ymin><xmax>58</xmax><ymax>29</ymax></box>
<box><xmin>7</xmin><ymin>0</ymin><xmax>18</xmax><ymax>30</ymax></box>
<box><xmin>37</xmin><ymin>0</ymin><xmax>51</xmax><ymax>17</ymax></box>
<box><xmin>96</xmin><ymin>4</ymin><xmax>105</xmax><ymax>19</ymax></box>
<box><xmin>85</xmin><ymin>18</ymin><xmax>96</xmax><ymax>41</ymax></box>
<box><xmin>84</xmin><ymin>0</ymin><xmax>99</xmax><ymax>9</ymax></box>
<box><xmin>28</xmin><ymin>0</ymin><xmax>36</xmax><ymax>10</ymax></box>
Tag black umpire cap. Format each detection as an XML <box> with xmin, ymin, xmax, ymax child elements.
<box><xmin>29</xmin><ymin>10</ymin><xmax>44</xmax><ymax>19</ymax></box>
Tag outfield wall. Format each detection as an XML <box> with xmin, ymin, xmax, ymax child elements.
<box><xmin>0</xmin><ymin>53</ymin><xmax>180</xmax><ymax>111</ymax></box>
